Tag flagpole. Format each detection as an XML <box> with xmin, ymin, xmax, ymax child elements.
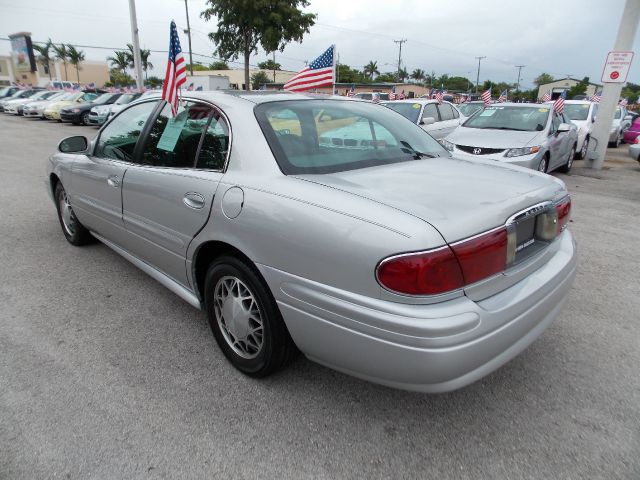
<box><xmin>332</xmin><ymin>44</ymin><xmax>337</xmax><ymax>95</ymax></box>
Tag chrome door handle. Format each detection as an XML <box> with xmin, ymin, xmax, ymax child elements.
<box><xmin>107</xmin><ymin>175</ymin><xmax>120</xmax><ymax>187</ymax></box>
<box><xmin>183</xmin><ymin>192</ymin><xmax>205</xmax><ymax>209</ymax></box>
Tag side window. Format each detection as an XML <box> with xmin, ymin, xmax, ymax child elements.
<box><xmin>95</xmin><ymin>101</ymin><xmax>158</xmax><ymax>162</ymax></box>
<box><xmin>437</xmin><ymin>103</ymin><xmax>454</xmax><ymax>121</ymax></box>
<box><xmin>196</xmin><ymin>110</ymin><xmax>230</xmax><ymax>170</ymax></box>
<box><xmin>422</xmin><ymin>103</ymin><xmax>439</xmax><ymax>121</ymax></box>
<box><xmin>551</xmin><ymin>113</ymin><xmax>561</xmax><ymax>133</ymax></box>
<box><xmin>450</xmin><ymin>105</ymin><xmax>460</xmax><ymax>119</ymax></box>
<box><xmin>141</xmin><ymin>101</ymin><xmax>213</xmax><ymax>168</ymax></box>
<box><xmin>592</xmin><ymin>104</ymin><xmax>598</xmax><ymax>120</ymax></box>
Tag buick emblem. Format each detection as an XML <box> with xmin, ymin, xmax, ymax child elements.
<box><xmin>472</xmin><ymin>148</ymin><xmax>482</xmax><ymax>155</ymax></box>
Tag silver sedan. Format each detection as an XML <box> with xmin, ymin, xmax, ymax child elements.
<box><xmin>442</xmin><ymin>103</ymin><xmax>579</xmax><ymax>173</ymax></box>
<box><xmin>46</xmin><ymin>92</ymin><xmax>577</xmax><ymax>393</ymax></box>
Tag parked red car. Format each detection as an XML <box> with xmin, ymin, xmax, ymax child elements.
<box><xmin>623</xmin><ymin>117</ymin><xmax>640</xmax><ymax>144</ymax></box>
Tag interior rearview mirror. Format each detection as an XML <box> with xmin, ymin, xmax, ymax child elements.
<box><xmin>58</xmin><ymin>135</ymin><xmax>88</xmax><ymax>153</ymax></box>
<box><xmin>557</xmin><ymin>123</ymin><xmax>571</xmax><ymax>133</ymax></box>
<box><xmin>421</xmin><ymin>116</ymin><xmax>436</xmax><ymax>126</ymax></box>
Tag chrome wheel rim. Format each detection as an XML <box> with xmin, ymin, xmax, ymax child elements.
<box><xmin>567</xmin><ymin>148</ymin><xmax>575</xmax><ymax>169</ymax></box>
<box><xmin>581</xmin><ymin>139</ymin><xmax>588</xmax><ymax>158</ymax></box>
<box><xmin>59</xmin><ymin>190</ymin><xmax>76</xmax><ymax>236</ymax></box>
<box><xmin>538</xmin><ymin>159</ymin><xmax>547</xmax><ymax>172</ymax></box>
<box><xmin>213</xmin><ymin>276</ymin><xmax>264</xmax><ymax>359</ymax></box>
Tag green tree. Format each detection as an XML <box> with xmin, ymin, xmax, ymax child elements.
<box><xmin>125</xmin><ymin>43</ymin><xmax>154</xmax><ymax>80</ymax></box>
<box><xmin>251</xmin><ymin>70</ymin><xmax>271</xmax><ymax>89</ymax></box>
<box><xmin>190</xmin><ymin>63</ymin><xmax>210</xmax><ymax>71</ymax></box>
<box><xmin>66</xmin><ymin>45</ymin><xmax>85</xmax><ymax>83</ymax></box>
<box><xmin>107</xmin><ymin>68</ymin><xmax>133</xmax><ymax>87</ymax></box>
<box><xmin>410</xmin><ymin>68</ymin><xmax>425</xmax><ymax>83</ymax></box>
<box><xmin>258</xmin><ymin>59</ymin><xmax>281</xmax><ymax>70</ymax></box>
<box><xmin>567</xmin><ymin>76</ymin><xmax>590</xmax><ymax>99</ymax></box>
<box><xmin>534</xmin><ymin>72</ymin><xmax>554</xmax><ymax>87</ymax></box>
<box><xmin>621</xmin><ymin>82</ymin><xmax>640</xmax><ymax>104</ymax></box>
<box><xmin>33</xmin><ymin>39</ymin><xmax>54</xmax><ymax>80</ymax></box>
<box><xmin>209</xmin><ymin>60</ymin><xmax>230</xmax><ymax>69</ymax></box>
<box><xmin>375</xmin><ymin>72</ymin><xmax>397</xmax><ymax>82</ymax></box>
<box><xmin>146</xmin><ymin>75</ymin><xmax>163</xmax><ymax>88</ymax></box>
<box><xmin>398</xmin><ymin>67</ymin><xmax>409</xmax><ymax>82</ymax></box>
<box><xmin>52</xmin><ymin>43</ymin><xmax>69</xmax><ymax>80</ymax></box>
<box><xmin>363</xmin><ymin>61</ymin><xmax>379</xmax><ymax>80</ymax></box>
<box><xmin>336</xmin><ymin>64</ymin><xmax>368</xmax><ymax>84</ymax></box>
<box><xmin>201</xmin><ymin>0</ymin><xmax>316</xmax><ymax>91</ymax></box>
<box><xmin>107</xmin><ymin>51</ymin><xmax>130</xmax><ymax>75</ymax></box>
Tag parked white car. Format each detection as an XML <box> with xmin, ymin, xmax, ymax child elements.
<box><xmin>562</xmin><ymin>100</ymin><xmax>596</xmax><ymax>159</ymax></box>
<box><xmin>381</xmin><ymin>99</ymin><xmax>462</xmax><ymax>140</ymax></box>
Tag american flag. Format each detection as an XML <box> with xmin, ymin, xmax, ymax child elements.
<box><xmin>346</xmin><ymin>84</ymin><xmax>355</xmax><ymax>97</ymax></box>
<box><xmin>553</xmin><ymin>89</ymin><xmax>567</xmax><ymax>114</ymax></box>
<box><xmin>619</xmin><ymin>97</ymin><xmax>628</xmax><ymax>107</ymax></box>
<box><xmin>590</xmin><ymin>91</ymin><xmax>601</xmax><ymax>103</ymax></box>
<box><xmin>388</xmin><ymin>85</ymin><xmax>396</xmax><ymax>100</ymax></box>
<box><xmin>435</xmin><ymin>90</ymin><xmax>444</xmax><ymax>104</ymax></box>
<box><xmin>541</xmin><ymin>90</ymin><xmax>552</xmax><ymax>102</ymax></box>
<box><xmin>284</xmin><ymin>45</ymin><xmax>335</xmax><ymax>92</ymax></box>
<box><xmin>372</xmin><ymin>92</ymin><xmax>380</xmax><ymax>104</ymax></box>
<box><xmin>186</xmin><ymin>82</ymin><xmax>194</xmax><ymax>91</ymax></box>
<box><xmin>481</xmin><ymin>88</ymin><xmax>492</xmax><ymax>106</ymax></box>
<box><xmin>459</xmin><ymin>95</ymin><xmax>467</xmax><ymax>103</ymax></box>
<box><xmin>161</xmin><ymin>20</ymin><xmax>187</xmax><ymax>116</ymax></box>
<box><xmin>498</xmin><ymin>89</ymin><xmax>508</xmax><ymax>102</ymax></box>
<box><xmin>398</xmin><ymin>90</ymin><xmax>405</xmax><ymax>100</ymax></box>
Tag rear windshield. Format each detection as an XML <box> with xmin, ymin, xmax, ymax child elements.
<box><xmin>254</xmin><ymin>99</ymin><xmax>447</xmax><ymax>175</ymax></box>
<box><xmin>458</xmin><ymin>103</ymin><xmax>484</xmax><ymax>117</ymax></box>
<box><xmin>564</xmin><ymin>103</ymin><xmax>590</xmax><ymax>121</ymax></box>
<box><xmin>463</xmin><ymin>105</ymin><xmax>550</xmax><ymax>131</ymax></box>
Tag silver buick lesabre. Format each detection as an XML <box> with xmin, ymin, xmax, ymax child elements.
<box><xmin>46</xmin><ymin>92</ymin><xmax>577</xmax><ymax>393</ymax></box>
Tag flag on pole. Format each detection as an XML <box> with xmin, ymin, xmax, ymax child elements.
<box><xmin>481</xmin><ymin>88</ymin><xmax>492</xmax><ymax>106</ymax></box>
<box><xmin>435</xmin><ymin>90</ymin><xmax>444</xmax><ymax>104</ymax></box>
<box><xmin>346</xmin><ymin>84</ymin><xmax>355</xmax><ymax>97</ymax></box>
<box><xmin>186</xmin><ymin>82</ymin><xmax>194</xmax><ymax>91</ymax></box>
<box><xmin>498</xmin><ymin>89</ymin><xmax>508</xmax><ymax>102</ymax></box>
<box><xmin>372</xmin><ymin>92</ymin><xmax>380</xmax><ymax>104</ymax></box>
<box><xmin>590</xmin><ymin>91</ymin><xmax>602</xmax><ymax>103</ymax></box>
<box><xmin>161</xmin><ymin>20</ymin><xmax>187</xmax><ymax>116</ymax></box>
<box><xmin>541</xmin><ymin>90</ymin><xmax>552</xmax><ymax>102</ymax></box>
<box><xmin>553</xmin><ymin>90</ymin><xmax>567</xmax><ymax>114</ymax></box>
<box><xmin>388</xmin><ymin>85</ymin><xmax>396</xmax><ymax>100</ymax></box>
<box><xmin>619</xmin><ymin>97</ymin><xmax>628</xmax><ymax>107</ymax></box>
<box><xmin>283</xmin><ymin>45</ymin><xmax>335</xmax><ymax>92</ymax></box>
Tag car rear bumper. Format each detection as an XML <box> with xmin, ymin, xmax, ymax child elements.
<box><xmin>259</xmin><ymin>230</ymin><xmax>577</xmax><ymax>393</ymax></box>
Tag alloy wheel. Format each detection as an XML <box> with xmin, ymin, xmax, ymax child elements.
<box><xmin>58</xmin><ymin>190</ymin><xmax>76</xmax><ymax>236</ymax></box>
<box><xmin>213</xmin><ymin>276</ymin><xmax>264</xmax><ymax>359</ymax></box>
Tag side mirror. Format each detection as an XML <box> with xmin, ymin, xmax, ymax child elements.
<box><xmin>58</xmin><ymin>135</ymin><xmax>88</xmax><ymax>153</ymax></box>
<box><xmin>421</xmin><ymin>116</ymin><xmax>436</xmax><ymax>126</ymax></box>
<box><xmin>557</xmin><ymin>123</ymin><xmax>571</xmax><ymax>133</ymax></box>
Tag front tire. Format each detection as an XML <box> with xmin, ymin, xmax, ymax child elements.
<box><xmin>54</xmin><ymin>183</ymin><xmax>93</xmax><ymax>246</ymax></box>
<box><xmin>559</xmin><ymin>145</ymin><xmax>576</xmax><ymax>173</ymax></box>
<box><xmin>204</xmin><ymin>256</ymin><xmax>297</xmax><ymax>377</ymax></box>
<box><xmin>537</xmin><ymin>156</ymin><xmax>549</xmax><ymax>173</ymax></box>
<box><xmin>81</xmin><ymin>111</ymin><xmax>90</xmax><ymax>126</ymax></box>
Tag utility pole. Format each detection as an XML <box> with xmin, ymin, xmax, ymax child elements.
<box><xmin>184</xmin><ymin>0</ymin><xmax>194</xmax><ymax>75</ymax></box>
<box><xmin>475</xmin><ymin>56</ymin><xmax>486</xmax><ymax>93</ymax></box>
<box><xmin>394</xmin><ymin>39</ymin><xmax>407</xmax><ymax>81</ymax></box>
<box><xmin>272</xmin><ymin>51</ymin><xmax>276</xmax><ymax>83</ymax></box>
<box><xmin>589</xmin><ymin>0</ymin><xmax>640</xmax><ymax>170</ymax></box>
<box><xmin>515</xmin><ymin>65</ymin><xmax>525</xmax><ymax>91</ymax></box>
<box><xmin>127</xmin><ymin>0</ymin><xmax>144</xmax><ymax>90</ymax></box>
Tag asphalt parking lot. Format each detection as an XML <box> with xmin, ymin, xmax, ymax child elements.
<box><xmin>1</xmin><ymin>113</ymin><xmax>639</xmax><ymax>480</ymax></box>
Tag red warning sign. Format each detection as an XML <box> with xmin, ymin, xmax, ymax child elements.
<box><xmin>602</xmin><ymin>51</ymin><xmax>633</xmax><ymax>83</ymax></box>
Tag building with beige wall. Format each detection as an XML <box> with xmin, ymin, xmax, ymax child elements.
<box><xmin>537</xmin><ymin>76</ymin><xmax>602</xmax><ymax>99</ymax></box>
<box><xmin>0</xmin><ymin>55</ymin><xmax>109</xmax><ymax>87</ymax></box>
<box><xmin>193</xmin><ymin>68</ymin><xmax>298</xmax><ymax>90</ymax></box>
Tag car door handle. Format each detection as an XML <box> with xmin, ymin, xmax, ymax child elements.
<box><xmin>183</xmin><ymin>192</ymin><xmax>205</xmax><ymax>209</ymax></box>
<box><xmin>107</xmin><ymin>175</ymin><xmax>120</xmax><ymax>187</ymax></box>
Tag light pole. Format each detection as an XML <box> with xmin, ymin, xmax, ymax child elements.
<box><xmin>127</xmin><ymin>0</ymin><xmax>144</xmax><ymax>90</ymax></box>
<box><xmin>184</xmin><ymin>0</ymin><xmax>194</xmax><ymax>75</ymax></box>
<box><xmin>475</xmin><ymin>56</ymin><xmax>486</xmax><ymax>93</ymax></box>
<box><xmin>394</xmin><ymin>39</ymin><xmax>407</xmax><ymax>81</ymax></box>
<box><xmin>515</xmin><ymin>65</ymin><xmax>525</xmax><ymax>92</ymax></box>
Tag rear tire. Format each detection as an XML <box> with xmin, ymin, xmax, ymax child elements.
<box><xmin>576</xmin><ymin>136</ymin><xmax>588</xmax><ymax>159</ymax></box>
<box><xmin>204</xmin><ymin>255</ymin><xmax>298</xmax><ymax>377</ymax></box>
<box><xmin>54</xmin><ymin>183</ymin><xmax>93</xmax><ymax>246</ymax></box>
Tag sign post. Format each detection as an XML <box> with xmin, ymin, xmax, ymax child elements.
<box><xmin>587</xmin><ymin>0</ymin><xmax>640</xmax><ymax>170</ymax></box>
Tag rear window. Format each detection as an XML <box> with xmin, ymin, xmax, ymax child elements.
<box><xmin>254</xmin><ymin>99</ymin><xmax>447</xmax><ymax>175</ymax></box>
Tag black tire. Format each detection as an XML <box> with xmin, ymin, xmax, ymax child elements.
<box><xmin>576</xmin><ymin>136</ymin><xmax>588</xmax><ymax>159</ymax></box>
<box><xmin>54</xmin><ymin>182</ymin><xmax>93</xmax><ymax>246</ymax></box>
<box><xmin>559</xmin><ymin>145</ymin><xmax>576</xmax><ymax>173</ymax></box>
<box><xmin>80</xmin><ymin>111</ymin><xmax>90</xmax><ymax>126</ymax></box>
<box><xmin>537</xmin><ymin>155</ymin><xmax>549</xmax><ymax>173</ymax></box>
<box><xmin>609</xmin><ymin>132</ymin><xmax>621</xmax><ymax>148</ymax></box>
<box><xmin>204</xmin><ymin>255</ymin><xmax>298</xmax><ymax>377</ymax></box>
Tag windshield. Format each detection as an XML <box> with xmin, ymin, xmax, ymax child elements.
<box><xmin>115</xmin><ymin>93</ymin><xmax>138</xmax><ymax>104</ymax></box>
<box><xmin>564</xmin><ymin>103</ymin><xmax>590</xmax><ymax>121</ymax></box>
<box><xmin>463</xmin><ymin>105</ymin><xmax>550</xmax><ymax>131</ymax></box>
<box><xmin>254</xmin><ymin>99</ymin><xmax>448</xmax><ymax>174</ymax></box>
<box><xmin>0</xmin><ymin>87</ymin><xmax>11</xmax><ymax>96</ymax></box>
<box><xmin>458</xmin><ymin>103</ymin><xmax>484</xmax><ymax>117</ymax></box>
<box><xmin>91</xmin><ymin>93</ymin><xmax>113</xmax><ymax>104</ymax></box>
<box><xmin>382</xmin><ymin>102</ymin><xmax>422</xmax><ymax>123</ymax></box>
<box><xmin>30</xmin><ymin>91</ymin><xmax>53</xmax><ymax>100</ymax></box>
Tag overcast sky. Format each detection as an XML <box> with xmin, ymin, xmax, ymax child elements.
<box><xmin>1</xmin><ymin>0</ymin><xmax>638</xmax><ymax>88</ymax></box>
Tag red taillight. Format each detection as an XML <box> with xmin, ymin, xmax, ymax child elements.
<box><xmin>451</xmin><ymin>227</ymin><xmax>508</xmax><ymax>285</ymax></box>
<box><xmin>376</xmin><ymin>247</ymin><xmax>464</xmax><ymax>295</ymax></box>
<box><xmin>376</xmin><ymin>227</ymin><xmax>508</xmax><ymax>296</ymax></box>
<box><xmin>556</xmin><ymin>197</ymin><xmax>571</xmax><ymax>234</ymax></box>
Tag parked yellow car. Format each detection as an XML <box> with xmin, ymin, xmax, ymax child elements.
<box><xmin>44</xmin><ymin>92</ymin><xmax>98</xmax><ymax>121</ymax></box>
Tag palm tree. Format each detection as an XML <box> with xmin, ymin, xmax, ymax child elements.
<box><xmin>53</xmin><ymin>43</ymin><xmax>69</xmax><ymax>80</ymax></box>
<box><xmin>107</xmin><ymin>51</ymin><xmax>129</xmax><ymax>75</ymax></box>
<box><xmin>126</xmin><ymin>43</ymin><xmax>153</xmax><ymax>80</ymax></box>
<box><xmin>32</xmin><ymin>38</ymin><xmax>54</xmax><ymax>80</ymax></box>
<box><xmin>67</xmin><ymin>45</ymin><xmax>85</xmax><ymax>83</ymax></box>
<box><xmin>363</xmin><ymin>61</ymin><xmax>379</xmax><ymax>80</ymax></box>
<box><xmin>411</xmin><ymin>68</ymin><xmax>425</xmax><ymax>84</ymax></box>
<box><xmin>398</xmin><ymin>67</ymin><xmax>409</xmax><ymax>82</ymax></box>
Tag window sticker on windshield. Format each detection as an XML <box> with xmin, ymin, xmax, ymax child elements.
<box><xmin>412</xmin><ymin>103</ymin><xmax>421</xmax><ymax>109</ymax></box>
<box><xmin>538</xmin><ymin>108</ymin><xmax>549</xmax><ymax>112</ymax></box>
<box><xmin>157</xmin><ymin>116</ymin><xmax>187</xmax><ymax>152</ymax></box>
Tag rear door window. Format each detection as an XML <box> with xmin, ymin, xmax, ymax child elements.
<box><xmin>422</xmin><ymin>103</ymin><xmax>439</xmax><ymax>121</ymax></box>
<box><xmin>437</xmin><ymin>103</ymin><xmax>455</xmax><ymax>121</ymax></box>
